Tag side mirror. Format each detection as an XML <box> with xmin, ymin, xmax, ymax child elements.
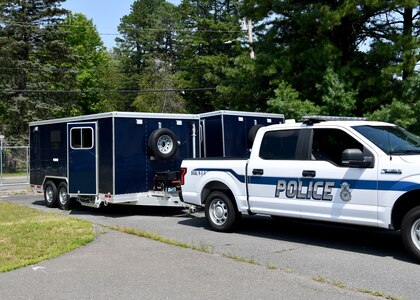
<box><xmin>342</xmin><ymin>149</ymin><xmax>371</xmax><ymax>168</ymax></box>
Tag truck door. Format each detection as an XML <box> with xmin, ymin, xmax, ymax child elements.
<box><xmin>247</xmin><ymin>129</ymin><xmax>309</xmax><ymax>217</ymax></box>
<box><xmin>67</xmin><ymin>122</ymin><xmax>98</xmax><ymax>195</ymax></box>
<box><xmin>301</xmin><ymin>128</ymin><xmax>378</xmax><ymax>226</ymax></box>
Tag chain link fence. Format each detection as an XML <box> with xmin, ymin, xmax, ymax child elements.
<box><xmin>0</xmin><ymin>145</ymin><xmax>29</xmax><ymax>186</ymax></box>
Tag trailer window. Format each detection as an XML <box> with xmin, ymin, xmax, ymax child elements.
<box><xmin>71</xmin><ymin>127</ymin><xmax>94</xmax><ymax>149</ymax></box>
<box><xmin>50</xmin><ymin>130</ymin><xmax>61</xmax><ymax>150</ymax></box>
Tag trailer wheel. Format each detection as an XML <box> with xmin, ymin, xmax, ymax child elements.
<box><xmin>401</xmin><ymin>206</ymin><xmax>420</xmax><ymax>262</ymax></box>
<box><xmin>148</xmin><ymin>128</ymin><xmax>178</xmax><ymax>160</ymax></box>
<box><xmin>205</xmin><ymin>191</ymin><xmax>239</xmax><ymax>232</ymax></box>
<box><xmin>247</xmin><ymin>124</ymin><xmax>264</xmax><ymax>148</ymax></box>
<box><xmin>44</xmin><ymin>181</ymin><xmax>58</xmax><ymax>208</ymax></box>
<box><xmin>57</xmin><ymin>182</ymin><xmax>72</xmax><ymax>210</ymax></box>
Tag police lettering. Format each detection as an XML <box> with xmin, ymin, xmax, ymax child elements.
<box><xmin>275</xmin><ymin>180</ymin><xmax>334</xmax><ymax>201</ymax></box>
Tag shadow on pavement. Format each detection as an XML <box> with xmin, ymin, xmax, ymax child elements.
<box><xmin>179</xmin><ymin>213</ymin><xmax>415</xmax><ymax>264</ymax></box>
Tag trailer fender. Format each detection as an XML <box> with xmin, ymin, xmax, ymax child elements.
<box><xmin>148</xmin><ymin>128</ymin><xmax>179</xmax><ymax>160</ymax></box>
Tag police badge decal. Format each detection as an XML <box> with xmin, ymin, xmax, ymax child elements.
<box><xmin>340</xmin><ymin>182</ymin><xmax>351</xmax><ymax>201</ymax></box>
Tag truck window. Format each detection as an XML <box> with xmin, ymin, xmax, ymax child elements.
<box><xmin>71</xmin><ymin>127</ymin><xmax>94</xmax><ymax>149</ymax></box>
<box><xmin>259</xmin><ymin>129</ymin><xmax>300</xmax><ymax>160</ymax></box>
<box><xmin>353</xmin><ymin>125</ymin><xmax>420</xmax><ymax>155</ymax></box>
<box><xmin>311</xmin><ymin>129</ymin><xmax>363</xmax><ymax>165</ymax></box>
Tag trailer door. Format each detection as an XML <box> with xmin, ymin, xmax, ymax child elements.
<box><xmin>67</xmin><ymin>122</ymin><xmax>98</xmax><ymax>195</ymax></box>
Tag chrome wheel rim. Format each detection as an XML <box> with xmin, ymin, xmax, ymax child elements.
<box><xmin>59</xmin><ymin>187</ymin><xmax>68</xmax><ymax>206</ymax></box>
<box><xmin>45</xmin><ymin>186</ymin><xmax>54</xmax><ymax>203</ymax></box>
<box><xmin>157</xmin><ymin>135</ymin><xmax>173</xmax><ymax>154</ymax></box>
<box><xmin>209</xmin><ymin>199</ymin><xmax>228</xmax><ymax>225</ymax></box>
<box><xmin>411</xmin><ymin>219</ymin><xmax>420</xmax><ymax>251</ymax></box>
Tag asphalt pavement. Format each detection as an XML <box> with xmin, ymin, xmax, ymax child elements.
<box><xmin>0</xmin><ymin>188</ymin><xmax>376</xmax><ymax>300</ymax></box>
<box><xmin>0</xmin><ymin>225</ymin><xmax>372</xmax><ymax>300</ymax></box>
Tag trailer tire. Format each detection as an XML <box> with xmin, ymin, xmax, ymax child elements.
<box><xmin>44</xmin><ymin>181</ymin><xmax>58</xmax><ymax>208</ymax></box>
<box><xmin>205</xmin><ymin>191</ymin><xmax>239</xmax><ymax>232</ymax></box>
<box><xmin>401</xmin><ymin>206</ymin><xmax>420</xmax><ymax>262</ymax></box>
<box><xmin>57</xmin><ymin>182</ymin><xmax>72</xmax><ymax>210</ymax></box>
<box><xmin>247</xmin><ymin>124</ymin><xmax>264</xmax><ymax>148</ymax></box>
<box><xmin>148</xmin><ymin>128</ymin><xmax>178</xmax><ymax>160</ymax></box>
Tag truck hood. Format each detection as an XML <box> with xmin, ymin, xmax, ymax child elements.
<box><xmin>400</xmin><ymin>155</ymin><xmax>420</xmax><ymax>164</ymax></box>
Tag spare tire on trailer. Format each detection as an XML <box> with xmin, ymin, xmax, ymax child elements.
<box><xmin>148</xmin><ymin>128</ymin><xmax>178</xmax><ymax>161</ymax></box>
<box><xmin>247</xmin><ymin>124</ymin><xmax>265</xmax><ymax>148</ymax></box>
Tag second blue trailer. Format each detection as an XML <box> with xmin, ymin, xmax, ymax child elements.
<box><xmin>199</xmin><ymin>110</ymin><xmax>285</xmax><ymax>157</ymax></box>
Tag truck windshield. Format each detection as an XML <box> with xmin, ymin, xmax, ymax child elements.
<box><xmin>353</xmin><ymin>125</ymin><xmax>420</xmax><ymax>155</ymax></box>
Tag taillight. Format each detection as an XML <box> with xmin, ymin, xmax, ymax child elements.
<box><xmin>180</xmin><ymin>167</ymin><xmax>187</xmax><ymax>185</ymax></box>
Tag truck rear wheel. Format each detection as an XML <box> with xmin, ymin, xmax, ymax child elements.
<box><xmin>205</xmin><ymin>191</ymin><xmax>239</xmax><ymax>232</ymax></box>
<box><xmin>44</xmin><ymin>181</ymin><xmax>58</xmax><ymax>208</ymax></box>
<box><xmin>57</xmin><ymin>182</ymin><xmax>72</xmax><ymax>210</ymax></box>
<box><xmin>401</xmin><ymin>206</ymin><xmax>420</xmax><ymax>262</ymax></box>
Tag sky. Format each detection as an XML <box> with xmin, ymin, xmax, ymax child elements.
<box><xmin>61</xmin><ymin>0</ymin><xmax>179</xmax><ymax>49</ymax></box>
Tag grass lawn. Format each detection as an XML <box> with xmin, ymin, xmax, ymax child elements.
<box><xmin>1</xmin><ymin>172</ymin><xmax>27</xmax><ymax>178</ymax></box>
<box><xmin>0</xmin><ymin>202</ymin><xmax>95</xmax><ymax>272</ymax></box>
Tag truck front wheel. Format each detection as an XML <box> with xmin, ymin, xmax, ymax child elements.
<box><xmin>205</xmin><ymin>191</ymin><xmax>239</xmax><ymax>232</ymax></box>
<box><xmin>401</xmin><ymin>206</ymin><xmax>420</xmax><ymax>262</ymax></box>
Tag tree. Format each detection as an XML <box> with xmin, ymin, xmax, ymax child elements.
<box><xmin>316</xmin><ymin>67</ymin><xmax>357</xmax><ymax>116</ymax></box>
<box><xmin>176</xmin><ymin>0</ymin><xmax>244</xmax><ymax>112</ymax></box>
<box><xmin>60</xmin><ymin>12</ymin><xmax>112</xmax><ymax>114</ymax></box>
<box><xmin>132</xmin><ymin>59</ymin><xmax>186</xmax><ymax>113</ymax></box>
<box><xmin>240</xmin><ymin>0</ymin><xmax>419</xmax><ymax>119</ymax></box>
<box><xmin>115</xmin><ymin>0</ymin><xmax>179</xmax><ymax>111</ymax></box>
<box><xmin>0</xmin><ymin>0</ymin><xmax>77</xmax><ymax>143</ymax></box>
<box><xmin>267</xmin><ymin>81</ymin><xmax>321</xmax><ymax>120</ymax></box>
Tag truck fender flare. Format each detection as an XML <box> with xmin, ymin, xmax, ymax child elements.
<box><xmin>197</xmin><ymin>173</ymin><xmax>245</xmax><ymax>210</ymax></box>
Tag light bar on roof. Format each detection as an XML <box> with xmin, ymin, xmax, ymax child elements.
<box><xmin>302</xmin><ymin>116</ymin><xmax>368</xmax><ymax>123</ymax></box>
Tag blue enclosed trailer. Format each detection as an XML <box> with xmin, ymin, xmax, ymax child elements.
<box><xmin>199</xmin><ymin>110</ymin><xmax>284</xmax><ymax>157</ymax></box>
<box><xmin>30</xmin><ymin>112</ymin><xmax>200</xmax><ymax>209</ymax></box>
<box><xmin>29</xmin><ymin>110</ymin><xmax>284</xmax><ymax>210</ymax></box>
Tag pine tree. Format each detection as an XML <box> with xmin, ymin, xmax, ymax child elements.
<box><xmin>60</xmin><ymin>12</ymin><xmax>112</xmax><ymax>114</ymax></box>
<box><xmin>176</xmin><ymin>0</ymin><xmax>243</xmax><ymax>112</ymax></box>
<box><xmin>0</xmin><ymin>0</ymin><xmax>77</xmax><ymax>143</ymax></box>
<box><xmin>240</xmin><ymin>0</ymin><xmax>419</xmax><ymax>120</ymax></box>
<box><xmin>115</xmin><ymin>0</ymin><xmax>179</xmax><ymax>111</ymax></box>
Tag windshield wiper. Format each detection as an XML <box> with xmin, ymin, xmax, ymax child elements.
<box><xmin>391</xmin><ymin>149</ymin><xmax>420</xmax><ymax>154</ymax></box>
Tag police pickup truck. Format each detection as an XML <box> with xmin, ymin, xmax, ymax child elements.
<box><xmin>180</xmin><ymin>116</ymin><xmax>420</xmax><ymax>261</ymax></box>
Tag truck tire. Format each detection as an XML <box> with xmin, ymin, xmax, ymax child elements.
<box><xmin>247</xmin><ymin>124</ymin><xmax>264</xmax><ymax>148</ymax></box>
<box><xmin>205</xmin><ymin>191</ymin><xmax>240</xmax><ymax>232</ymax></box>
<box><xmin>57</xmin><ymin>182</ymin><xmax>72</xmax><ymax>210</ymax></box>
<box><xmin>148</xmin><ymin>128</ymin><xmax>178</xmax><ymax>161</ymax></box>
<box><xmin>401</xmin><ymin>206</ymin><xmax>420</xmax><ymax>262</ymax></box>
<box><xmin>44</xmin><ymin>181</ymin><xmax>58</xmax><ymax>208</ymax></box>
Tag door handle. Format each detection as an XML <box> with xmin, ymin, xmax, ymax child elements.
<box><xmin>252</xmin><ymin>169</ymin><xmax>264</xmax><ymax>175</ymax></box>
<box><xmin>302</xmin><ymin>170</ymin><xmax>316</xmax><ymax>177</ymax></box>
